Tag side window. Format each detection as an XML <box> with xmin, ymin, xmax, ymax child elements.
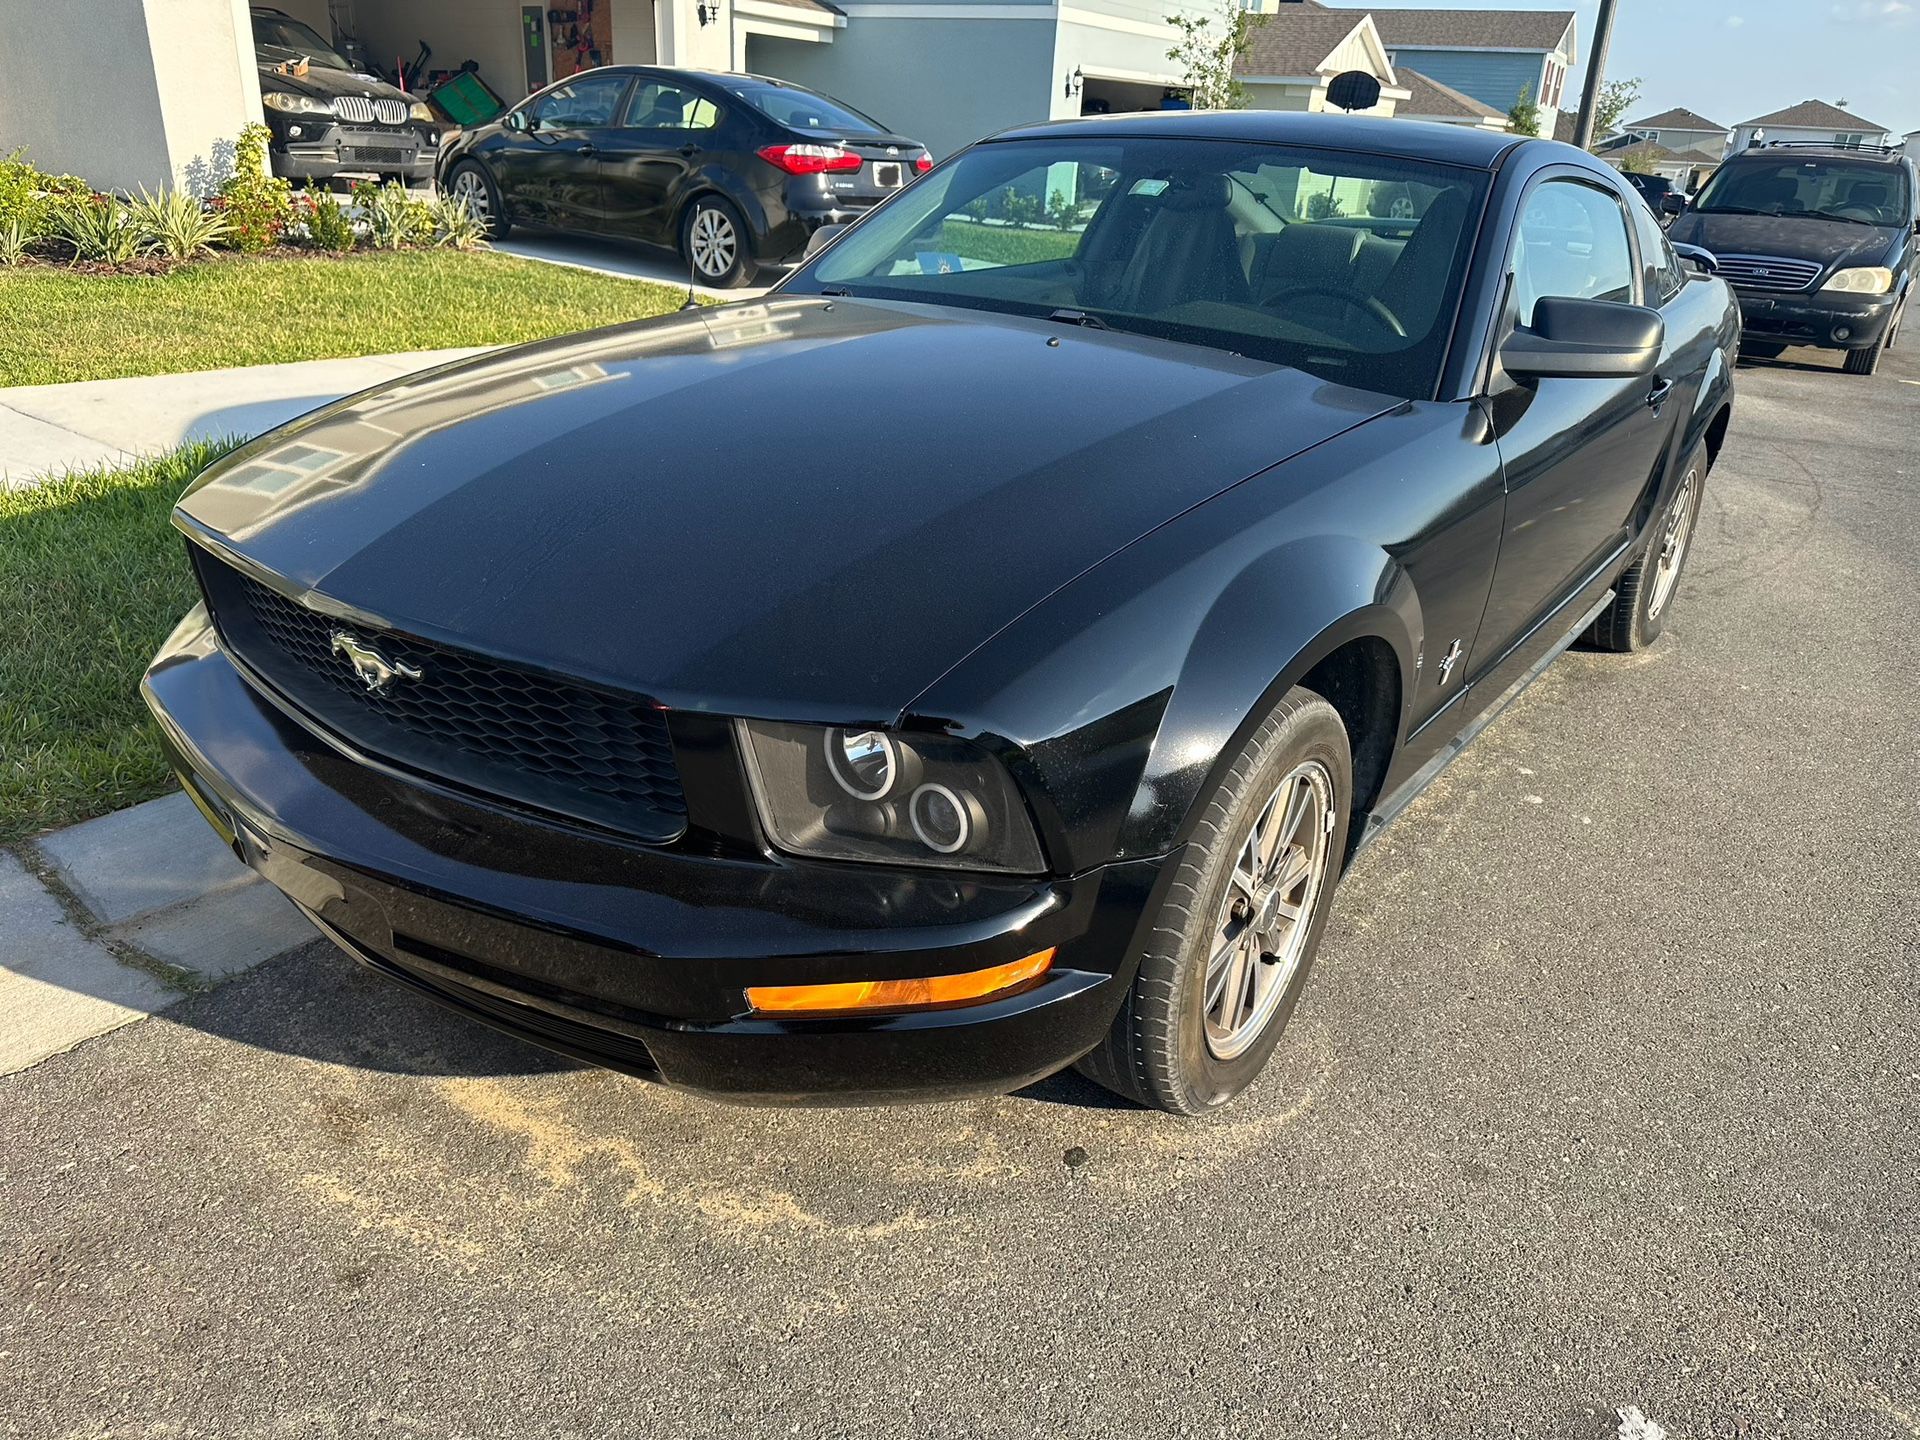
<box><xmin>622</xmin><ymin>82</ymin><xmax>719</xmax><ymax>131</ymax></box>
<box><xmin>1628</xmin><ymin>194</ymin><xmax>1685</xmax><ymax>304</ymax></box>
<box><xmin>1511</xmin><ymin>178</ymin><xmax>1636</xmax><ymax>326</ymax></box>
<box><xmin>530</xmin><ymin>73</ymin><xmax>630</xmax><ymax>131</ymax></box>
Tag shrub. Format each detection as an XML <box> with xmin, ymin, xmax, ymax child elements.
<box><xmin>1304</xmin><ymin>191</ymin><xmax>1345</xmax><ymax>221</ymax></box>
<box><xmin>962</xmin><ymin>195</ymin><xmax>990</xmax><ymax>223</ymax></box>
<box><xmin>0</xmin><ymin>148</ymin><xmax>91</xmax><ymax>239</ymax></box>
<box><xmin>214</xmin><ymin>123</ymin><xmax>294</xmax><ymax>252</ymax></box>
<box><xmin>51</xmin><ymin>196</ymin><xmax>143</xmax><ymax>265</ymax></box>
<box><xmin>0</xmin><ymin>218</ymin><xmax>31</xmax><ymax>265</ymax></box>
<box><xmin>354</xmin><ymin>180</ymin><xmax>436</xmax><ymax>249</ymax></box>
<box><xmin>128</xmin><ymin>187</ymin><xmax>231</xmax><ymax>259</ymax></box>
<box><xmin>429</xmin><ymin>192</ymin><xmax>488</xmax><ymax>250</ymax></box>
<box><xmin>1047</xmin><ymin>187</ymin><xmax>1078</xmax><ymax>231</ymax></box>
<box><xmin>302</xmin><ymin>186</ymin><xmax>357</xmax><ymax>251</ymax></box>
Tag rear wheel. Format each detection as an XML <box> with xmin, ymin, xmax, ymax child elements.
<box><xmin>1588</xmin><ymin>441</ymin><xmax>1706</xmax><ymax>652</ymax></box>
<box><xmin>1843</xmin><ymin>331</ymin><xmax>1886</xmax><ymax>375</ymax></box>
<box><xmin>681</xmin><ymin>195</ymin><xmax>756</xmax><ymax>289</ymax></box>
<box><xmin>1077</xmin><ymin>688</ymin><xmax>1351</xmax><ymax>1115</ymax></box>
<box><xmin>445</xmin><ymin>161</ymin><xmax>509</xmax><ymax>240</ymax></box>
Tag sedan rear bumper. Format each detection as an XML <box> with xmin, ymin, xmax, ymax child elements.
<box><xmin>143</xmin><ymin>608</ymin><xmax>1158</xmax><ymax>1104</ymax></box>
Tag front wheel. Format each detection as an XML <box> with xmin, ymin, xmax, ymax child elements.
<box><xmin>1077</xmin><ymin>688</ymin><xmax>1352</xmax><ymax>1115</ymax></box>
<box><xmin>1842</xmin><ymin>330</ymin><xmax>1886</xmax><ymax>375</ymax></box>
<box><xmin>1588</xmin><ymin>441</ymin><xmax>1706</xmax><ymax>652</ymax></box>
<box><xmin>680</xmin><ymin>196</ymin><xmax>757</xmax><ymax>289</ymax></box>
<box><xmin>444</xmin><ymin>161</ymin><xmax>509</xmax><ymax>240</ymax></box>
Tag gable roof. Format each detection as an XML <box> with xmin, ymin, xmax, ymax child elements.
<box><xmin>1628</xmin><ymin>106</ymin><xmax>1725</xmax><ymax>133</ymax></box>
<box><xmin>1236</xmin><ymin>10</ymin><xmax>1385</xmax><ymax>80</ymax></box>
<box><xmin>1356</xmin><ymin>7</ymin><xmax>1576</xmax><ymax>59</ymax></box>
<box><xmin>1395</xmin><ymin>66</ymin><xmax>1504</xmax><ymax>121</ymax></box>
<box><xmin>1610</xmin><ymin>140</ymin><xmax>1676</xmax><ymax>164</ymax></box>
<box><xmin>1737</xmin><ymin>99</ymin><xmax>1889</xmax><ymax>132</ymax></box>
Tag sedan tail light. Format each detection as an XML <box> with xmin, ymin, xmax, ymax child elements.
<box><xmin>913</xmin><ymin>151</ymin><xmax>933</xmax><ymax>174</ymax></box>
<box><xmin>758</xmin><ymin>143</ymin><xmax>862</xmax><ymax>175</ymax></box>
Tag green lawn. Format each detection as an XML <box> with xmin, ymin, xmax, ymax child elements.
<box><xmin>0</xmin><ymin>250</ymin><xmax>687</xmax><ymax>387</ymax></box>
<box><xmin>0</xmin><ymin>441</ymin><xmax>236</xmax><ymax>842</ymax></box>
<box><xmin>937</xmin><ymin>219</ymin><xmax>1082</xmax><ymax>268</ymax></box>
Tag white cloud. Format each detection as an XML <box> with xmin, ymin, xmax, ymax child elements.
<box><xmin>1723</xmin><ymin>12</ymin><xmax>1745</xmax><ymax>23</ymax></box>
<box><xmin>1830</xmin><ymin>0</ymin><xmax>1913</xmax><ymax>19</ymax></box>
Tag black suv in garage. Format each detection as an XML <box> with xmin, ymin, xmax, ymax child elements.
<box><xmin>251</xmin><ymin>7</ymin><xmax>441</xmax><ymax>186</ymax></box>
<box><xmin>1669</xmin><ymin>142</ymin><xmax>1916</xmax><ymax>374</ymax></box>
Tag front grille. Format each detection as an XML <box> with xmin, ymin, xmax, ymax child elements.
<box><xmin>333</xmin><ymin>95</ymin><xmax>410</xmax><ymax>126</ymax></box>
<box><xmin>194</xmin><ymin>553</ymin><xmax>687</xmax><ymax>842</ymax></box>
<box><xmin>1717</xmin><ymin>254</ymin><xmax>1822</xmax><ymax>292</ymax></box>
<box><xmin>342</xmin><ymin>146</ymin><xmax>410</xmax><ymax>166</ymax></box>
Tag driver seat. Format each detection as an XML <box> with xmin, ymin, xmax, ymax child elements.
<box><xmin>1369</xmin><ymin>187</ymin><xmax>1469</xmax><ymax>339</ymax></box>
<box><xmin>1109</xmin><ymin>175</ymin><xmax>1251</xmax><ymax>313</ymax></box>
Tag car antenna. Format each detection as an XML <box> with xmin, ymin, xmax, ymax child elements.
<box><xmin>679</xmin><ymin>253</ymin><xmax>701</xmax><ymax>312</ymax></box>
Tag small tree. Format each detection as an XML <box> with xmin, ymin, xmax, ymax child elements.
<box><xmin>1618</xmin><ymin>147</ymin><xmax>1658</xmax><ymax>175</ymax></box>
<box><xmin>1593</xmin><ymin>77</ymin><xmax>1642</xmax><ymax>141</ymax></box>
<box><xmin>1167</xmin><ymin>0</ymin><xmax>1267</xmax><ymax>112</ymax></box>
<box><xmin>1507</xmin><ymin>84</ymin><xmax>1541</xmax><ymax>138</ymax></box>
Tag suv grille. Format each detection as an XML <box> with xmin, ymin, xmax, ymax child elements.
<box><xmin>1717</xmin><ymin>254</ymin><xmax>1823</xmax><ymax>292</ymax></box>
<box><xmin>194</xmin><ymin>553</ymin><xmax>687</xmax><ymax>842</ymax></box>
<box><xmin>334</xmin><ymin>96</ymin><xmax>410</xmax><ymax>126</ymax></box>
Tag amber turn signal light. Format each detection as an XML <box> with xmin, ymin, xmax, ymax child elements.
<box><xmin>747</xmin><ymin>948</ymin><xmax>1055</xmax><ymax>1015</ymax></box>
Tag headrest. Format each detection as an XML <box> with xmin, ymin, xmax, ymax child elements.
<box><xmin>1157</xmin><ymin>174</ymin><xmax>1233</xmax><ymax>212</ymax></box>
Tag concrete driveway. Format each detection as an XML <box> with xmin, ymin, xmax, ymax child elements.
<box><xmin>2</xmin><ymin>342</ymin><xmax>1916</xmax><ymax>1440</ymax></box>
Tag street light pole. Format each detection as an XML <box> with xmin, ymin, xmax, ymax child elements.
<box><xmin>1571</xmin><ymin>0</ymin><xmax>1621</xmax><ymax>149</ymax></box>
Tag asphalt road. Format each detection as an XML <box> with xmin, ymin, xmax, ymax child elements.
<box><xmin>4</xmin><ymin>340</ymin><xmax>1917</xmax><ymax>1440</ymax></box>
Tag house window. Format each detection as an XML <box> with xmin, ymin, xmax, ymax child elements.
<box><xmin>1835</xmin><ymin>133</ymin><xmax>1863</xmax><ymax>149</ymax></box>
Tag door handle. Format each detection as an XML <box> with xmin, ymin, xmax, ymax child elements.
<box><xmin>678</xmin><ymin>144</ymin><xmax>701</xmax><ymax>157</ymax></box>
<box><xmin>1646</xmin><ymin>376</ymin><xmax>1674</xmax><ymax>409</ymax></box>
<box><xmin>574</xmin><ymin>141</ymin><xmax>598</xmax><ymax>156</ymax></box>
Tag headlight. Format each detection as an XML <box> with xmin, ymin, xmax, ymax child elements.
<box><xmin>737</xmin><ymin>720</ymin><xmax>1045</xmax><ymax>873</ymax></box>
<box><xmin>409</xmin><ymin>101</ymin><xmax>434</xmax><ymax>123</ymax></box>
<box><xmin>262</xmin><ymin>92</ymin><xmax>333</xmax><ymax>115</ymax></box>
<box><xmin>1823</xmin><ymin>267</ymin><xmax>1894</xmax><ymax>295</ymax></box>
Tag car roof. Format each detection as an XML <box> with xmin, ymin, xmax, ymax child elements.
<box><xmin>1720</xmin><ymin>144</ymin><xmax>1911</xmax><ymax>166</ymax></box>
<box><xmin>983</xmin><ymin>111</ymin><xmax>1531</xmax><ymax>169</ymax></box>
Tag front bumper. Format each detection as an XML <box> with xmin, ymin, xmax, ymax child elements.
<box><xmin>143</xmin><ymin>607</ymin><xmax>1160</xmax><ymax>1104</ymax></box>
<box><xmin>1734</xmin><ymin>287</ymin><xmax>1898</xmax><ymax>351</ymax></box>
<box><xmin>267</xmin><ymin>119</ymin><xmax>438</xmax><ymax>184</ymax></box>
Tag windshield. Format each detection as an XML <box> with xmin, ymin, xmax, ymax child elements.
<box><xmin>787</xmin><ymin>137</ymin><xmax>1488</xmax><ymax>401</ymax></box>
<box><xmin>252</xmin><ymin>14</ymin><xmax>351</xmax><ymax>71</ymax></box>
<box><xmin>1694</xmin><ymin>157</ymin><xmax>1911</xmax><ymax>227</ymax></box>
<box><xmin>726</xmin><ymin>81</ymin><xmax>888</xmax><ymax>137</ymax></box>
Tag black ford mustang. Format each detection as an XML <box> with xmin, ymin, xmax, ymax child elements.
<box><xmin>146</xmin><ymin>113</ymin><xmax>1738</xmax><ymax>1115</ymax></box>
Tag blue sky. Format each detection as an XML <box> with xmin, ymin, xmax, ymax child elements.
<box><xmin>1359</xmin><ymin>0</ymin><xmax>1919</xmax><ymax>138</ymax></box>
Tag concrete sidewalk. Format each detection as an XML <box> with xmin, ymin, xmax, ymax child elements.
<box><xmin>0</xmin><ymin>793</ymin><xmax>317</xmax><ymax>1076</ymax></box>
<box><xmin>0</xmin><ymin>346</ymin><xmax>489</xmax><ymax>489</ymax></box>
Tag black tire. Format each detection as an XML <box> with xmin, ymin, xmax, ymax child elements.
<box><xmin>1843</xmin><ymin>332</ymin><xmax>1885</xmax><ymax>375</ymax></box>
<box><xmin>1076</xmin><ymin>687</ymin><xmax>1353</xmax><ymax>1115</ymax></box>
<box><xmin>680</xmin><ymin>195</ymin><xmax>757</xmax><ymax>289</ymax></box>
<box><xmin>445</xmin><ymin>160</ymin><xmax>509</xmax><ymax>240</ymax></box>
<box><xmin>1885</xmin><ymin>291</ymin><xmax>1907</xmax><ymax>351</ymax></box>
<box><xmin>1587</xmin><ymin>440</ymin><xmax>1707</xmax><ymax>652</ymax></box>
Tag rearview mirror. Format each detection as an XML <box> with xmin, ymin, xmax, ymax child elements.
<box><xmin>1500</xmin><ymin>296</ymin><xmax>1663</xmax><ymax>381</ymax></box>
<box><xmin>803</xmin><ymin>223</ymin><xmax>847</xmax><ymax>259</ymax></box>
<box><xmin>1671</xmin><ymin>242</ymin><xmax>1717</xmax><ymax>276</ymax></box>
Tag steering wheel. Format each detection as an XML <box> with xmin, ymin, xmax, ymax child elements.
<box><xmin>1260</xmin><ymin>283</ymin><xmax>1407</xmax><ymax>339</ymax></box>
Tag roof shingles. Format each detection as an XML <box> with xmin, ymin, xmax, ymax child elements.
<box><xmin>1395</xmin><ymin>67</ymin><xmax>1504</xmax><ymax>121</ymax></box>
<box><xmin>1738</xmin><ymin>99</ymin><xmax>1889</xmax><ymax>133</ymax></box>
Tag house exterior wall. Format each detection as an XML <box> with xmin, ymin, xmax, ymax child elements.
<box><xmin>1631</xmin><ymin>124</ymin><xmax>1725</xmax><ymax>156</ymax></box>
<box><xmin>744</xmin><ymin>13</ymin><xmax>1059</xmax><ymax>157</ymax></box>
<box><xmin>1384</xmin><ymin>46</ymin><xmax>1545</xmax><ymax>127</ymax></box>
<box><xmin>0</xmin><ymin>0</ymin><xmax>261</xmax><ymax>193</ymax></box>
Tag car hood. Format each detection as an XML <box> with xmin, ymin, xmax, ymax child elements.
<box><xmin>177</xmin><ymin>298</ymin><xmax>1394</xmax><ymax>720</ymax></box>
<box><xmin>259</xmin><ymin>61</ymin><xmax>413</xmax><ymax>105</ymax></box>
<box><xmin>1671</xmin><ymin>210</ymin><xmax>1899</xmax><ymax>270</ymax></box>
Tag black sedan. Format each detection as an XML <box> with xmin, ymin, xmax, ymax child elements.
<box><xmin>437</xmin><ymin>66</ymin><xmax>930</xmax><ymax>287</ymax></box>
<box><xmin>147</xmin><ymin>113</ymin><xmax>1738</xmax><ymax>1114</ymax></box>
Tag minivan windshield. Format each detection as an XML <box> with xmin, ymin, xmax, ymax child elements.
<box><xmin>253</xmin><ymin>14</ymin><xmax>351</xmax><ymax>71</ymax></box>
<box><xmin>1693</xmin><ymin>156</ymin><xmax>1911</xmax><ymax>228</ymax></box>
<box><xmin>787</xmin><ymin>136</ymin><xmax>1488</xmax><ymax>401</ymax></box>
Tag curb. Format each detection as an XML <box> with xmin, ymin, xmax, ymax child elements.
<box><xmin>0</xmin><ymin>791</ymin><xmax>317</xmax><ymax>1076</ymax></box>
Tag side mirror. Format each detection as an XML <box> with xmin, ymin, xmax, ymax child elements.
<box><xmin>504</xmin><ymin>109</ymin><xmax>528</xmax><ymax>132</ymax></box>
<box><xmin>1500</xmin><ymin>296</ymin><xmax>1664</xmax><ymax>381</ymax></box>
<box><xmin>1671</xmin><ymin>242</ymin><xmax>1718</xmax><ymax>276</ymax></box>
<box><xmin>803</xmin><ymin>222</ymin><xmax>847</xmax><ymax>259</ymax></box>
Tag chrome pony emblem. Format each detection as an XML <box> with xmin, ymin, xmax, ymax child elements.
<box><xmin>1437</xmin><ymin>638</ymin><xmax>1464</xmax><ymax>686</ymax></box>
<box><xmin>330</xmin><ymin>631</ymin><xmax>422</xmax><ymax>693</ymax></box>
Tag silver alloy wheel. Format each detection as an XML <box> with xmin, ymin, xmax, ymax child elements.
<box><xmin>689</xmin><ymin>205</ymin><xmax>737</xmax><ymax>279</ymax></box>
<box><xmin>448</xmin><ymin>169</ymin><xmax>492</xmax><ymax>226</ymax></box>
<box><xmin>1203</xmin><ymin>760</ymin><xmax>1335</xmax><ymax>1060</ymax></box>
<box><xmin>1647</xmin><ymin>463</ymin><xmax>1698</xmax><ymax>620</ymax></box>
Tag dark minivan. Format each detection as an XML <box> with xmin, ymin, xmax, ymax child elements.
<box><xmin>1669</xmin><ymin>142</ymin><xmax>1916</xmax><ymax>374</ymax></box>
<box><xmin>438</xmin><ymin>66</ymin><xmax>930</xmax><ymax>287</ymax></box>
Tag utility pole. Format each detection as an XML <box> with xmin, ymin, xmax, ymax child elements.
<box><xmin>1571</xmin><ymin>0</ymin><xmax>1621</xmax><ymax>149</ymax></box>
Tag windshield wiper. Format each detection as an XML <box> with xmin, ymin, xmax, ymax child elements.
<box><xmin>1696</xmin><ymin>205</ymin><xmax>1771</xmax><ymax>216</ymax></box>
<box><xmin>1046</xmin><ymin>308</ymin><xmax>1109</xmax><ymax>330</ymax></box>
<box><xmin>1801</xmin><ymin>210</ymin><xmax>1877</xmax><ymax>226</ymax></box>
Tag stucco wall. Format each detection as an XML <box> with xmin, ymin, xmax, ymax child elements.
<box><xmin>745</xmin><ymin>17</ymin><xmax>1057</xmax><ymax>157</ymax></box>
<box><xmin>0</xmin><ymin>0</ymin><xmax>259</xmax><ymax>192</ymax></box>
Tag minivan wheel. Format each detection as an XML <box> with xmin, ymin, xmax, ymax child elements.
<box><xmin>1076</xmin><ymin>687</ymin><xmax>1351</xmax><ymax>1115</ymax></box>
<box><xmin>445</xmin><ymin>161</ymin><xmax>508</xmax><ymax>240</ymax></box>
<box><xmin>1842</xmin><ymin>333</ymin><xmax>1886</xmax><ymax>375</ymax></box>
<box><xmin>681</xmin><ymin>196</ymin><xmax>756</xmax><ymax>289</ymax></box>
<box><xmin>1588</xmin><ymin>441</ymin><xmax>1707</xmax><ymax>652</ymax></box>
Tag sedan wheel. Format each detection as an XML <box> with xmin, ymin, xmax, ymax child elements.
<box><xmin>446</xmin><ymin>162</ymin><xmax>507</xmax><ymax>240</ymax></box>
<box><xmin>1587</xmin><ymin>440</ymin><xmax>1707</xmax><ymax>652</ymax></box>
<box><xmin>1077</xmin><ymin>687</ymin><xmax>1352</xmax><ymax>1114</ymax></box>
<box><xmin>681</xmin><ymin>197</ymin><xmax>756</xmax><ymax>289</ymax></box>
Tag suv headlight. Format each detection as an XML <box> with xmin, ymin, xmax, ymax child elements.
<box><xmin>736</xmin><ymin>721</ymin><xmax>1045</xmax><ymax>873</ymax></box>
<box><xmin>1823</xmin><ymin>267</ymin><xmax>1894</xmax><ymax>295</ymax></box>
<box><xmin>409</xmin><ymin>101</ymin><xmax>434</xmax><ymax>123</ymax></box>
<box><xmin>262</xmin><ymin>92</ymin><xmax>334</xmax><ymax>115</ymax></box>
